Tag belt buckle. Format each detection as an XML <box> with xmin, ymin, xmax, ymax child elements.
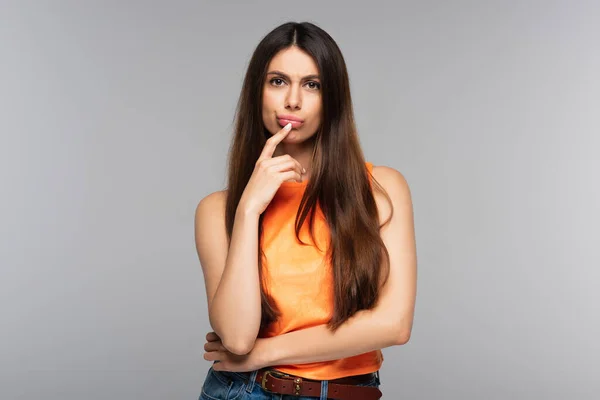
<box><xmin>260</xmin><ymin>370</ymin><xmax>274</xmax><ymax>392</ymax></box>
<box><xmin>260</xmin><ymin>370</ymin><xmax>291</xmax><ymax>393</ymax></box>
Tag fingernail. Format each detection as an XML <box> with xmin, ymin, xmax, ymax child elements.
<box><xmin>303</xmin><ymin>168</ymin><xmax>306</xmax><ymax>173</ymax></box>
<box><xmin>285</xmin><ymin>122</ymin><xmax>292</xmax><ymax>130</ymax></box>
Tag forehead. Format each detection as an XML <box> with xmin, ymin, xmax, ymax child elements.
<box><xmin>267</xmin><ymin>47</ymin><xmax>319</xmax><ymax>77</ymax></box>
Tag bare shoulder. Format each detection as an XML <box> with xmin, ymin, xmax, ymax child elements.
<box><xmin>196</xmin><ymin>189</ymin><xmax>227</xmax><ymax>218</ymax></box>
<box><xmin>194</xmin><ymin>189</ymin><xmax>228</xmax><ymax>251</ymax></box>
<box><xmin>194</xmin><ymin>189</ymin><xmax>228</xmax><ymax>255</ymax></box>
<box><xmin>371</xmin><ymin>165</ymin><xmax>410</xmax><ymax>190</ymax></box>
<box><xmin>371</xmin><ymin>165</ymin><xmax>413</xmax><ymax>224</ymax></box>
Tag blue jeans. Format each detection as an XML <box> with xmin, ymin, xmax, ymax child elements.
<box><xmin>199</xmin><ymin>365</ymin><xmax>381</xmax><ymax>400</ymax></box>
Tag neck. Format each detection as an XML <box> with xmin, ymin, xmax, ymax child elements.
<box><xmin>273</xmin><ymin>135</ymin><xmax>316</xmax><ymax>181</ymax></box>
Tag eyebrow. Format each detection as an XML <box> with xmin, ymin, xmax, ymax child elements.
<box><xmin>266</xmin><ymin>70</ymin><xmax>320</xmax><ymax>80</ymax></box>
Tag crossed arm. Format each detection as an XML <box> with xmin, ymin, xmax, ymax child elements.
<box><xmin>200</xmin><ymin>166</ymin><xmax>417</xmax><ymax>370</ymax></box>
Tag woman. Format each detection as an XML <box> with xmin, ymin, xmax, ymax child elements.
<box><xmin>194</xmin><ymin>21</ymin><xmax>417</xmax><ymax>400</ymax></box>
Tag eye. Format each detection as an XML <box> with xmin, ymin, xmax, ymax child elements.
<box><xmin>306</xmin><ymin>81</ymin><xmax>321</xmax><ymax>90</ymax></box>
<box><xmin>270</xmin><ymin>78</ymin><xmax>285</xmax><ymax>86</ymax></box>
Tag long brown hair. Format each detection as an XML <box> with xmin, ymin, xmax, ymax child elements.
<box><xmin>225</xmin><ymin>22</ymin><xmax>392</xmax><ymax>332</ymax></box>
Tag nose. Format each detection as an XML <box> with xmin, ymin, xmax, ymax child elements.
<box><xmin>285</xmin><ymin>84</ymin><xmax>301</xmax><ymax>110</ymax></box>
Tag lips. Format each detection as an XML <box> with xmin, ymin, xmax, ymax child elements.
<box><xmin>277</xmin><ymin>114</ymin><xmax>304</xmax><ymax>122</ymax></box>
<box><xmin>277</xmin><ymin>114</ymin><xmax>304</xmax><ymax>128</ymax></box>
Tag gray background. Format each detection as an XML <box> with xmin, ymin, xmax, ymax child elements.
<box><xmin>1</xmin><ymin>1</ymin><xmax>598</xmax><ymax>399</ymax></box>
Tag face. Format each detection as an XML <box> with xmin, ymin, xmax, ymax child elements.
<box><xmin>262</xmin><ymin>46</ymin><xmax>322</xmax><ymax>143</ymax></box>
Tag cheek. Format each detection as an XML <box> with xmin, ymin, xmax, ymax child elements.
<box><xmin>261</xmin><ymin>91</ymin><xmax>278</xmax><ymax>131</ymax></box>
<box><xmin>262</xmin><ymin>90</ymin><xmax>279</xmax><ymax>110</ymax></box>
<box><xmin>308</xmin><ymin>98</ymin><xmax>322</xmax><ymax>122</ymax></box>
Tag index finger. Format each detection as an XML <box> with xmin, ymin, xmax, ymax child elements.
<box><xmin>258</xmin><ymin>122</ymin><xmax>293</xmax><ymax>161</ymax></box>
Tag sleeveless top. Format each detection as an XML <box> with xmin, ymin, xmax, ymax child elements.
<box><xmin>258</xmin><ymin>161</ymin><xmax>384</xmax><ymax>380</ymax></box>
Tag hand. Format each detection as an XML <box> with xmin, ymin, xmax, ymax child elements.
<box><xmin>203</xmin><ymin>331</ymin><xmax>271</xmax><ymax>373</ymax></box>
<box><xmin>238</xmin><ymin>122</ymin><xmax>306</xmax><ymax>215</ymax></box>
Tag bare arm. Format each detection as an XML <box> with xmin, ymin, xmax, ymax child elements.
<box><xmin>203</xmin><ymin>165</ymin><xmax>417</xmax><ymax>371</ymax></box>
<box><xmin>195</xmin><ymin>191</ymin><xmax>262</xmax><ymax>355</ymax></box>
<box><xmin>264</xmin><ymin>309</ymin><xmax>398</xmax><ymax>366</ymax></box>
<box><xmin>195</xmin><ymin>123</ymin><xmax>303</xmax><ymax>356</ymax></box>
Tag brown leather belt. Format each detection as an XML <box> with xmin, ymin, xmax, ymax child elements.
<box><xmin>254</xmin><ymin>368</ymin><xmax>382</xmax><ymax>400</ymax></box>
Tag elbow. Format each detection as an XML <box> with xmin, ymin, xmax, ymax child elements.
<box><xmin>394</xmin><ymin>329</ymin><xmax>411</xmax><ymax>345</ymax></box>
<box><xmin>376</xmin><ymin>311</ymin><xmax>412</xmax><ymax>347</ymax></box>
<box><xmin>391</xmin><ymin>320</ymin><xmax>412</xmax><ymax>346</ymax></box>
<box><xmin>222</xmin><ymin>336</ymin><xmax>256</xmax><ymax>355</ymax></box>
<box><xmin>209</xmin><ymin>313</ymin><xmax>259</xmax><ymax>355</ymax></box>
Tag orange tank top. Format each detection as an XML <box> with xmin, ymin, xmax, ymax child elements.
<box><xmin>258</xmin><ymin>161</ymin><xmax>384</xmax><ymax>380</ymax></box>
